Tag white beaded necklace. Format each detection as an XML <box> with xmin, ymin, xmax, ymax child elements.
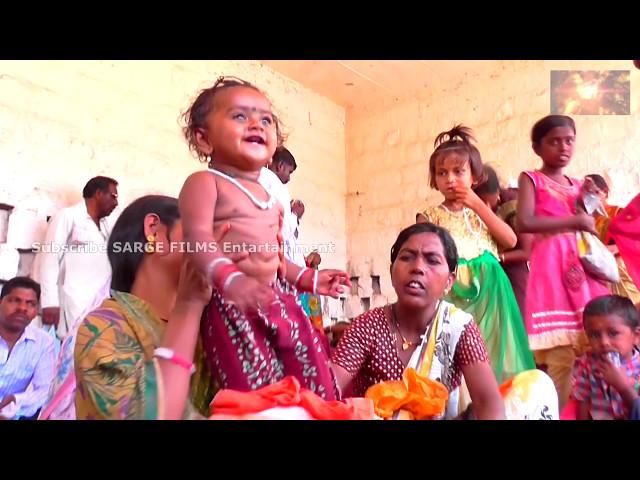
<box><xmin>208</xmin><ymin>168</ymin><xmax>276</xmax><ymax>211</ymax></box>
<box><xmin>441</xmin><ymin>204</ymin><xmax>482</xmax><ymax>238</ymax></box>
<box><xmin>462</xmin><ymin>208</ymin><xmax>482</xmax><ymax>238</ymax></box>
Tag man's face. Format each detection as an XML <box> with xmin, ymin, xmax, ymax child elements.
<box><xmin>0</xmin><ymin>288</ymin><xmax>38</xmax><ymax>333</ymax></box>
<box><xmin>274</xmin><ymin>163</ymin><xmax>295</xmax><ymax>184</ymax></box>
<box><xmin>97</xmin><ymin>184</ymin><xmax>119</xmax><ymax>218</ymax></box>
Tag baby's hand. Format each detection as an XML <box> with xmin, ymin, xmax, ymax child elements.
<box><xmin>581</xmin><ymin>176</ymin><xmax>599</xmax><ymax>195</ymax></box>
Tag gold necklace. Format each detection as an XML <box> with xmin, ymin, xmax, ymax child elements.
<box><xmin>391</xmin><ymin>304</ymin><xmax>418</xmax><ymax>351</ymax></box>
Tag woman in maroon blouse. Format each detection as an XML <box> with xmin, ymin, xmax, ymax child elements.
<box><xmin>331</xmin><ymin>222</ymin><xmax>505</xmax><ymax>419</ymax></box>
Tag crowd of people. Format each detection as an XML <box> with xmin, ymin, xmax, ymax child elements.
<box><xmin>2</xmin><ymin>75</ymin><xmax>639</xmax><ymax>420</ymax></box>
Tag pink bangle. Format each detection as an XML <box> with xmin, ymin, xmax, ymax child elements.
<box><xmin>207</xmin><ymin>257</ymin><xmax>232</xmax><ymax>282</ymax></box>
<box><xmin>154</xmin><ymin>348</ymin><xmax>196</xmax><ymax>374</ymax></box>
<box><xmin>214</xmin><ymin>264</ymin><xmax>242</xmax><ymax>293</ymax></box>
<box><xmin>295</xmin><ymin>267</ymin><xmax>314</xmax><ymax>291</ymax></box>
<box><xmin>222</xmin><ymin>271</ymin><xmax>243</xmax><ymax>293</ymax></box>
<box><xmin>295</xmin><ymin>267</ymin><xmax>311</xmax><ymax>287</ymax></box>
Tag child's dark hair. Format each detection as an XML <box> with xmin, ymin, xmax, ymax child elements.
<box><xmin>585</xmin><ymin>173</ymin><xmax>609</xmax><ymax>195</ymax></box>
<box><xmin>531</xmin><ymin>115</ymin><xmax>576</xmax><ymax>145</ymax></box>
<box><xmin>583</xmin><ymin>295</ymin><xmax>639</xmax><ymax>329</ymax></box>
<box><xmin>428</xmin><ymin>125</ymin><xmax>486</xmax><ymax>189</ymax></box>
<box><xmin>473</xmin><ymin>165</ymin><xmax>500</xmax><ymax>197</ymax></box>
<box><xmin>181</xmin><ymin>76</ymin><xmax>285</xmax><ymax>162</ymax></box>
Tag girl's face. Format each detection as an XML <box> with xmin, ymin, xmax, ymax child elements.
<box><xmin>533</xmin><ymin>126</ymin><xmax>576</xmax><ymax>170</ymax></box>
<box><xmin>434</xmin><ymin>153</ymin><xmax>474</xmax><ymax>200</ymax></box>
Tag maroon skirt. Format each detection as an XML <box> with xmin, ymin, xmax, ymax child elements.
<box><xmin>201</xmin><ymin>279</ymin><xmax>338</xmax><ymax>400</ymax></box>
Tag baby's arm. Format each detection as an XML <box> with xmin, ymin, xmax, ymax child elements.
<box><xmin>179</xmin><ymin>172</ymin><xmax>240</xmax><ymax>287</ymax></box>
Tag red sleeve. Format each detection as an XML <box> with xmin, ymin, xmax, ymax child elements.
<box><xmin>454</xmin><ymin>321</ymin><xmax>489</xmax><ymax>367</ymax></box>
<box><xmin>331</xmin><ymin>312</ymin><xmax>374</xmax><ymax>375</ymax></box>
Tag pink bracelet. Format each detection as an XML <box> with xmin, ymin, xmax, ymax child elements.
<box><xmin>207</xmin><ymin>257</ymin><xmax>232</xmax><ymax>282</ymax></box>
<box><xmin>295</xmin><ymin>268</ymin><xmax>318</xmax><ymax>294</ymax></box>
<box><xmin>153</xmin><ymin>348</ymin><xmax>196</xmax><ymax>374</ymax></box>
<box><xmin>295</xmin><ymin>267</ymin><xmax>312</xmax><ymax>287</ymax></box>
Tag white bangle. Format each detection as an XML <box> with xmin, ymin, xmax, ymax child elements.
<box><xmin>222</xmin><ymin>271</ymin><xmax>244</xmax><ymax>293</ymax></box>
<box><xmin>207</xmin><ymin>257</ymin><xmax>232</xmax><ymax>279</ymax></box>
<box><xmin>312</xmin><ymin>270</ymin><xmax>319</xmax><ymax>295</ymax></box>
<box><xmin>153</xmin><ymin>348</ymin><xmax>196</xmax><ymax>374</ymax></box>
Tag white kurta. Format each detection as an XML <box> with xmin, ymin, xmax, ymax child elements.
<box><xmin>35</xmin><ymin>201</ymin><xmax>113</xmax><ymax>338</ymax></box>
<box><xmin>258</xmin><ymin>168</ymin><xmax>306</xmax><ymax>267</ymax></box>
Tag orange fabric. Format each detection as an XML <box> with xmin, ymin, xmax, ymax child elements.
<box><xmin>498</xmin><ymin>377</ymin><xmax>514</xmax><ymax>397</ymax></box>
<box><xmin>210</xmin><ymin>376</ymin><xmax>373</xmax><ymax>420</ymax></box>
<box><xmin>595</xmin><ymin>205</ymin><xmax>620</xmax><ymax>244</ymax></box>
<box><xmin>365</xmin><ymin>381</ymin><xmax>407</xmax><ymax>418</ymax></box>
<box><xmin>365</xmin><ymin>368</ymin><xmax>449</xmax><ymax>420</ymax></box>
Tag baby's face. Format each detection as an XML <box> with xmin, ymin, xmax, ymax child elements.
<box><xmin>582</xmin><ymin>177</ymin><xmax>607</xmax><ymax>202</ymax></box>
<box><xmin>204</xmin><ymin>86</ymin><xmax>277</xmax><ymax>172</ymax></box>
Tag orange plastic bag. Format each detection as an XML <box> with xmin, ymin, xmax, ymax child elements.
<box><xmin>365</xmin><ymin>368</ymin><xmax>449</xmax><ymax>420</ymax></box>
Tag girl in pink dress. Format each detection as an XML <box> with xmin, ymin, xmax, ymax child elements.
<box><xmin>517</xmin><ymin>115</ymin><xmax>609</xmax><ymax>408</ymax></box>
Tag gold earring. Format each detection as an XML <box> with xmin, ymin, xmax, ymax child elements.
<box><xmin>145</xmin><ymin>234</ymin><xmax>156</xmax><ymax>253</ymax></box>
<box><xmin>445</xmin><ymin>279</ymin><xmax>453</xmax><ymax>295</ymax></box>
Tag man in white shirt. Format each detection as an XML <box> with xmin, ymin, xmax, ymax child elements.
<box><xmin>37</xmin><ymin>176</ymin><xmax>118</xmax><ymax>338</ymax></box>
<box><xmin>0</xmin><ymin>276</ymin><xmax>55</xmax><ymax>420</ymax></box>
<box><xmin>259</xmin><ymin>147</ymin><xmax>306</xmax><ymax>267</ymax></box>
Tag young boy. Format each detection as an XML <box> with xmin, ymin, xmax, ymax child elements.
<box><xmin>571</xmin><ymin>295</ymin><xmax>640</xmax><ymax>419</ymax></box>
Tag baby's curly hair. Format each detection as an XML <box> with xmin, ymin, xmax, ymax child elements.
<box><xmin>181</xmin><ymin>76</ymin><xmax>286</xmax><ymax>162</ymax></box>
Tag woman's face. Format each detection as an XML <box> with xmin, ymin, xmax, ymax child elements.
<box><xmin>390</xmin><ymin>232</ymin><xmax>453</xmax><ymax>309</ymax></box>
<box><xmin>153</xmin><ymin>219</ymin><xmax>184</xmax><ymax>282</ymax></box>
